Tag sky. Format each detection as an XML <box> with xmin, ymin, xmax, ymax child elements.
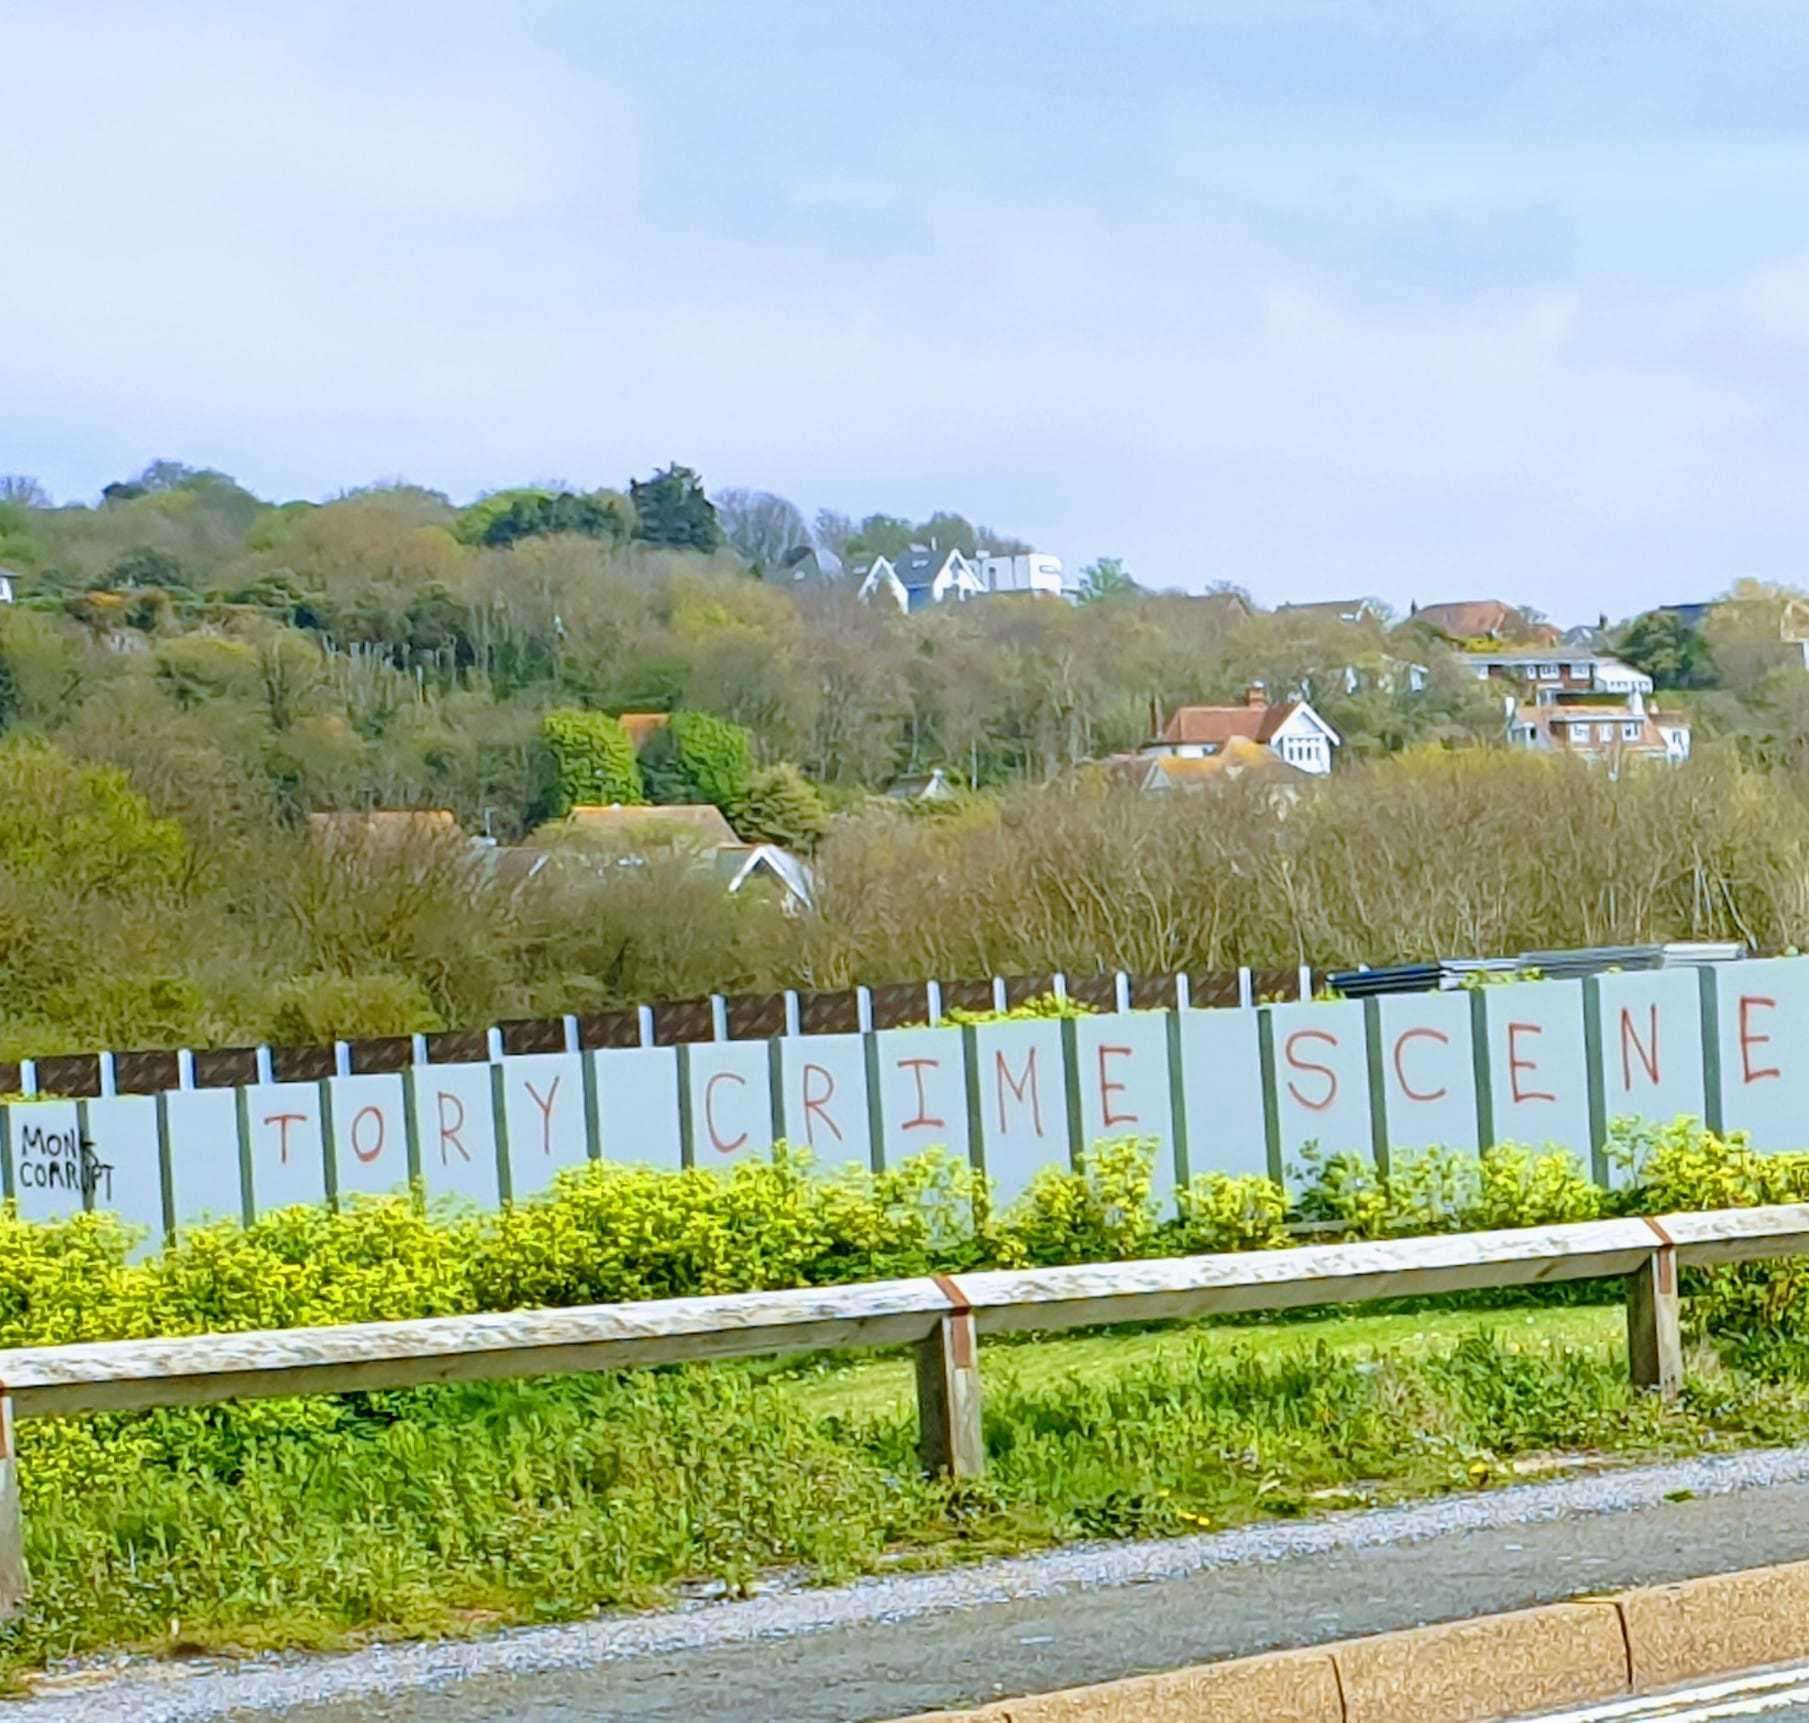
<box><xmin>8</xmin><ymin>1</ymin><xmax>1809</xmax><ymax>621</ymax></box>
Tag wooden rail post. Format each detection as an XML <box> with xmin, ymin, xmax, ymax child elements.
<box><xmin>1627</xmin><ymin>1224</ymin><xmax>1683</xmax><ymax>1401</ymax></box>
<box><xmin>918</xmin><ymin>1277</ymin><xmax>984</xmax><ymax>1479</ymax></box>
<box><xmin>0</xmin><ymin>1392</ymin><xmax>27</xmax><ymax>1615</ymax></box>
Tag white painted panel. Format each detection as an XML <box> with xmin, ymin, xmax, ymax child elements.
<box><xmin>1483</xmin><ymin>979</ymin><xmax>1592</xmax><ymax>1158</ymax></box>
<box><xmin>1377</xmin><ymin>991</ymin><xmax>1480</xmax><ymax>1157</ymax></box>
<box><xmin>500</xmin><ymin>1053</ymin><xmax>589</xmax><ymax>1198</ymax></box>
<box><xmin>970</xmin><ymin>1019</ymin><xmax>1068</xmax><ymax>1209</ymax></box>
<box><xmin>161</xmin><ymin>1088</ymin><xmax>244</xmax><ymax>1230</ymax></box>
<box><xmin>778</xmin><ymin>1034</ymin><xmax>872</xmax><ymax>1172</ymax></box>
<box><xmin>242</xmin><ymin>1081</ymin><xmax>328</xmax><ymax>1215</ymax></box>
<box><xmin>683</xmin><ymin>1040</ymin><xmax>776</xmax><ymax>1169</ymax></box>
<box><xmin>408</xmin><ymin>1063</ymin><xmax>501</xmax><ymax>1208</ymax></box>
<box><xmin>1594</xmin><ymin>969</ymin><xmax>1706</xmax><ymax>1148</ymax></box>
<box><xmin>1715</xmin><ymin>957</ymin><xmax>1809</xmax><ymax>1152</ymax></box>
<box><xmin>872</xmin><ymin>1028</ymin><xmax>968</xmax><ymax>1169</ymax></box>
<box><xmin>327</xmin><ymin>1074</ymin><xmax>411</xmax><ymax>1200</ymax></box>
<box><xmin>81</xmin><ymin>1095</ymin><xmax>164</xmax><ymax>1256</ymax></box>
<box><xmin>1070</xmin><ymin>1011</ymin><xmax>1177</xmax><ymax>1207</ymax></box>
<box><xmin>1269</xmin><ymin>1001</ymin><xmax>1374</xmax><ymax>1173</ymax></box>
<box><xmin>1176</xmin><ymin>1007</ymin><xmax>1269</xmax><ymax>1180</ymax></box>
<box><xmin>7</xmin><ymin>1101</ymin><xmax>88</xmax><ymax>1223</ymax></box>
<box><xmin>593</xmin><ymin>1048</ymin><xmax>683</xmax><ymax>1172</ymax></box>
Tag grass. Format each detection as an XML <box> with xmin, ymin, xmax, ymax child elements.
<box><xmin>8</xmin><ymin>1295</ymin><xmax>1809</xmax><ymax>1684</ymax></box>
<box><xmin>767</xmin><ymin>1303</ymin><xmax>1628</xmax><ymax>1422</ymax></box>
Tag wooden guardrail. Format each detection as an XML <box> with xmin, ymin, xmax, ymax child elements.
<box><xmin>0</xmin><ymin>1202</ymin><xmax>1804</xmax><ymax>1614</ymax></box>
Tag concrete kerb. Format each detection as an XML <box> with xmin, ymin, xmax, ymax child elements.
<box><xmin>891</xmin><ymin>1558</ymin><xmax>1809</xmax><ymax>1723</ymax></box>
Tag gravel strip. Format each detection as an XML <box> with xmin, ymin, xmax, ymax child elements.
<box><xmin>19</xmin><ymin>1444</ymin><xmax>1809</xmax><ymax>1722</ymax></box>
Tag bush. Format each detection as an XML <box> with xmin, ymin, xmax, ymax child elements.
<box><xmin>732</xmin><ymin>762</ymin><xmax>830</xmax><ymax>851</ymax></box>
<box><xmin>540</xmin><ymin>709</ymin><xmax>643</xmax><ymax>814</ymax></box>
<box><xmin>942</xmin><ymin>990</ymin><xmax>1094</xmax><ymax>1025</ymax></box>
<box><xmin>265</xmin><ymin>969</ymin><xmax>445</xmax><ymax>1043</ymax></box>
<box><xmin>643</xmin><ymin>709</ymin><xmax>753</xmax><ymax>810</ymax></box>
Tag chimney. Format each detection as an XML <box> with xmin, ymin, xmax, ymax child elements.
<box><xmin>1243</xmin><ymin>682</ymin><xmax>1266</xmax><ymax>709</ymax></box>
<box><xmin>1630</xmin><ymin>688</ymin><xmax>1645</xmax><ymax>717</ymax></box>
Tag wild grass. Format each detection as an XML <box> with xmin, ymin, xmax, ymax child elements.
<box><xmin>10</xmin><ymin>1318</ymin><xmax>1809</xmax><ymax>1679</ymax></box>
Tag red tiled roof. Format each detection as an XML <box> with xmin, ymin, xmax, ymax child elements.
<box><xmin>1158</xmin><ymin>701</ymin><xmax>1300</xmax><ymax>747</ymax></box>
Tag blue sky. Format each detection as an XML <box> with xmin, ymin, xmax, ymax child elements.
<box><xmin>8</xmin><ymin>2</ymin><xmax>1809</xmax><ymax>620</ymax></box>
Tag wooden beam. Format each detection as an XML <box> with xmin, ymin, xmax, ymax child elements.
<box><xmin>0</xmin><ymin>1281</ymin><xmax>952</xmax><ymax>1419</ymax></box>
<box><xmin>915</xmin><ymin>1309</ymin><xmax>984</xmax><ymax>1479</ymax></box>
<box><xmin>1627</xmin><ymin>1247</ymin><xmax>1683</xmax><ymax>1399</ymax></box>
<box><xmin>0</xmin><ymin>1397</ymin><xmax>25</xmax><ymax>1613</ymax></box>
<box><xmin>954</xmin><ymin>1220</ymin><xmax>1665</xmax><ymax>1337</ymax></box>
<box><xmin>1662</xmin><ymin>1203</ymin><xmax>1809</xmax><ymax>1267</ymax></box>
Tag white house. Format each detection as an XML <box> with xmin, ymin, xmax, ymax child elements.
<box><xmin>856</xmin><ymin>547</ymin><xmax>985</xmax><ymax>614</ymax></box>
<box><xmin>1463</xmin><ymin>650</ymin><xmax>1653</xmax><ymax>705</ymax></box>
<box><xmin>0</xmin><ymin>567</ymin><xmax>18</xmax><ymax>604</ymax></box>
<box><xmin>973</xmin><ymin>552</ymin><xmax>1069</xmax><ymax>599</ymax></box>
<box><xmin>1142</xmin><ymin>687</ymin><xmax>1342</xmax><ymax>777</ymax></box>
<box><xmin>1504</xmin><ymin>689</ymin><xmax>1691</xmax><ymax>766</ymax></box>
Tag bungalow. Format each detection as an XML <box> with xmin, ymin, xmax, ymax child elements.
<box><xmin>1275</xmin><ymin>597</ymin><xmax>1386</xmax><ymax>626</ymax></box>
<box><xmin>1142</xmin><ymin>687</ymin><xmax>1341</xmax><ymax>776</ymax></box>
<box><xmin>973</xmin><ymin>551</ymin><xmax>1070</xmax><ymax>599</ymax></box>
<box><xmin>856</xmin><ymin>547</ymin><xmax>985</xmax><ymax>613</ymax></box>
<box><xmin>886</xmin><ymin>768</ymin><xmax>958</xmax><ymax>802</ymax></box>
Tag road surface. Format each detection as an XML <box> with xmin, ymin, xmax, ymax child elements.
<box><xmin>18</xmin><ymin>1445</ymin><xmax>1809</xmax><ymax>1721</ymax></box>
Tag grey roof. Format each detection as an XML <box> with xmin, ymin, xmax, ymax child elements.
<box><xmin>892</xmin><ymin>548</ymin><xmax>960</xmax><ymax>589</ymax></box>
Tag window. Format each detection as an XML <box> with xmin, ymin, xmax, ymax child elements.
<box><xmin>1623</xmin><ymin>721</ymin><xmax>1642</xmax><ymax>740</ymax></box>
<box><xmin>1599</xmin><ymin>724</ymin><xmax>1615</xmax><ymax>742</ymax></box>
<box><xmin>1538</xmin><ymin>663</ymin><xmax>1560</xmax><ymax>679</ymax></box>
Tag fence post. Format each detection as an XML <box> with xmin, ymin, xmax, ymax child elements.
<box><xmin>917</xmin><ymin>1277</ymin><xmax>984</xmax><ymax>1479</ymax></box>
<box><xmin>1627</xmin><ymin>1227</ymin><xmax>1682</xmax><ymax>1400</ymax></box>
<box><xmin>0</xmin><ymin>1392</ymin><xmax>27</xmax><ymax>1614</ymax></box>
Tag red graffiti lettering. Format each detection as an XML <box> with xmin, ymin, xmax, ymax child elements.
<box><xmin>523</xmin><ymin>1074</ymin><xmax>561</xmax><ymax>1155</ymax></box>
<box><xmin>1507</xmin><ymin>1021</ymin><xmax>1555</xmax><ymax>1104</ymax></box>
<box><xmin>801</xmin><ymin>1062</ymin><xmax>843</xmax><ymax>1145</ymax></box>
<box><xmin>1740</xmin><ymin>995</ymin><xmax>1780</xmax><ymax>1084</ymax></box>
<box><xmin>263</xmin><ymin>1112</ymin><xmax>306</xmax><ymax>1164</ymax></box>
<box><xmin>350</xmin><ymin>1104</ymin><xmax>386</xmax><ymax>1164</ymax></box>
<box><xmin>995</xmin><ymin>1047</ymin><xmax>1044</xmax><ymax>1136</ymax></box>
<box><xmin>1284</xmin><ymin>1028</ymin><xmax>1338</xmax><ymax>1112</ymax></box>
<box><xmin>1620</xmin><ymin>1004</ymin><xmax>1660</xmax><ymax>1091</ymax></box>
<box><xmin>896</xmin><ymin>1057</ymin><xmax>945</xmax><ymax>1131</ymax></box>
<box><xmin>1392</xmin><ymin>1027</ymin><xmax>1449</xmax><ymax>1103</ymax></box>
<box><xmin>436</xmin><ymin>1090</ymin><xmax>470</xmax><ymax>1164</ymax></box>
<box><xmin>1097</xmin><ymin>1044</ymin><xmax>1138</xmax><ymax>1127</ymax></box>
<box><xmin>704</xmin><ymin>1070</ymin><xmax>749</xmax><ymax>1154</ymax></box>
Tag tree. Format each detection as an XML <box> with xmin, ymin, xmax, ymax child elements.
<box><xmin>812</xmin><ymin>509</ymin><xmax>855</xmax><ymax>563</ymax></box>
<box><xmin>0</xmin><ymin>476</ymin><xmax>50</xmax><ymax>508</ymax></box>
<box><xmin>454</xmin><ymin>487</ymin><xmax>633</xmax><ymax>549</ymax></box>
<box><xmin>1077</xmin><ymin>556</ymin><xmax>1138</xmax><ymax>603</ymax></box>
<box><xmin>732</xmin><ymin>762</ymin><xmax>830</xmax><ymax>851</ymax></box>
<box><xmin>714</xmin><ymin>489</ymin><xmax>810</xmax><ymax>571</ymax></box>
<box><xmin>642</xmin><ymin>709</ymin><xmax>754</xmax><ymax>809</ymax></box>
<box><xmin>843</xmin><ymin>513</ymin><xmax>914</xmax><ymax>567</ymax></box>
<box><xmin>1615</xmin><ymin>609</ymin><xmax>1716</xmax><ymax>690</ymax></box>
<box><xmin>629</xmin><ymin>464</ymin><xmax>722</xmax><ymax>552</ymax></box>
<box><xmin>540</xmin><ymin>709</ymin><xmax>644</xmax><ymax>814</ymax></box>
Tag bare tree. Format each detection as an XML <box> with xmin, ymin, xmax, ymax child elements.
<box><xmin>715</xmin><ymin>489</ymin><xmax>810</xmax><ymax>569</ymax></box>
<box><xmin>0</xmin><ymin>475</ymin><xmax>51</xmax><ymax>508</ymax></box>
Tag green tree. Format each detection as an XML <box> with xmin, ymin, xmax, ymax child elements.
<box><xmin>643</xmin><ymin>709</ymin><xmax>753</xmax><ymax>808</ymax></box>
<box><xmin>0</xmin><ymin>740</ymin><xmax>186</xmax><ymax>901</ymax></box>
<box><xmin>843</xmin><ymin>513</ymin><xmax>914</xmax><ymax>567</ymax></box>
<box><xmin>540</xmin><ymin>709</ymin><xmax>644</xmax><ymax>814</ymax></box>
<box><xmin>454</xmin><ymin>488</ymin><xmax>633</xmax><ymax>550</ymax></box>
<box><xmin>732</xmin><ymin>762</ymin><xmax>830</xmax><ymax>850</ymax></box>
<box><xmin>1616</xmin><ymin>609</ymin><xmax>1716</xmax><ymax>690</ymax></box>
<box><xmin>1077</xmin><ymin>555</ymin><xmax>1137</xmax><ymax>603</ymax></box>
<box><xmin>629</xmin><ymin>464</ymin><xmax>722</xmax><ymax>552</ymax></box>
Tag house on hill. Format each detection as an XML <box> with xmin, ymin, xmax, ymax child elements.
<box><xmin>1462</xmin><ymin>649</ymin><xmax>1652</xmax><ymax>705</ymax></box>
<box><xmin>1108</xmin><ymin>735</ymin><xmax>1312</xmax><ymax>791</ymax></box>
<box><xmin>1410</xmin><ymin>599</ymin><xmax>1557</xmax><ymax>646</ymax></box>
<box><xmin>1142</xmin><ymin>687</ymin><xmax>1341</xmax><ymax>776</ymax></box>
<box><xmin>555</xmin><ymin>803</ymin><xmax>741</xmax><ymax>850</ymax></box>
<box><xmin>1275</xmin><ymin>597</ymin><xmax>1386</xmax><ymax>626</ymax></box>
<box><xmin>856</xmin><ymin>547</ymin><xmax>985</xmax><ymax>613</ymax></box>
<box><xmin>1506</xmin><ymin>692</ymin><xmax>1690</xmax><ymax>766</ymax></box>
<box><xmin>886</xmin><ymin>768</ymin><xmax>958</xmax><ymax>802</ymax></box>
<box><xmin>0</xmin><ymin>567</ymin><xmax>19</xmax><ymax>604</ymax></box>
